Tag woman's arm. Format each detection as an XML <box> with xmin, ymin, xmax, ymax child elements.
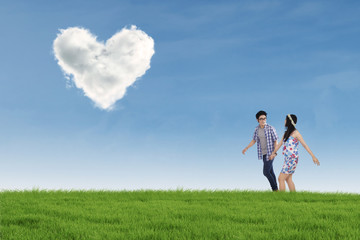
<box><xmin>294</xmin><ymin>131</ymin><xmax>320</xmax><ymax>166</ymax></box>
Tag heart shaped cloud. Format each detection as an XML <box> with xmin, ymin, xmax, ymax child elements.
<box><xmin>53</xmin><ymin>25</ymin><xmax>155</xmax><ymax>110</ymax></box>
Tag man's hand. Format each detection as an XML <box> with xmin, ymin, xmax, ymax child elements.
<box><xmin>242</xmin><ymin>140</ymin><xmax>255</xmax><ymax>155</ymax></box>
<box><xmin>242</xmin><ymin>148</ymin><xmax>248</xmax><ymax>155</ymax></box>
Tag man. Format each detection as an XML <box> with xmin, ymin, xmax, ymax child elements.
<box><xmin>242</xmin><ymin>110</ymin><xmax>279</xmax><ymax>191</ymax></box>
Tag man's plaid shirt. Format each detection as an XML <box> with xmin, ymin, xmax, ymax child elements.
<box><xmin>253</xmin><ymin>124</ymin><xmax>278</xmax><ymax>161</ymax></box>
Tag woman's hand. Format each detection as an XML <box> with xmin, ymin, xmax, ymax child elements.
<box><xmin>312</xmin><ymin>156</ymin><xmax>320</xmax><ymax>166</ymax></box>
<box><xmin>269</xmin><ymin>153</ymin><xmax>276</xmax><ymax>160</ymax></box>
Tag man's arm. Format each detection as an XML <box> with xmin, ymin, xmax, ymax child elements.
<box><xmin>272</xmin><ymin>126</ymin><xmax>279</xmax><ymax>147</ymax></box>
<box><xmin>269</xmin><ymin>136</ymin><xmax>284</xmax><ymax>160</ymax></box>
<box><xmin>273</xmin><ymin>140</ymin><xmax>278</xmax><ymax>152</ymax></box>
<box><xmin>242</xmin><ymin>140</ymin><xmax>256</xmax><ymax>155</ymax></box>
<box><xmin>271</xmin><ymin>126</ymin><xmax>279</xmax><ymax>156</ymax></box>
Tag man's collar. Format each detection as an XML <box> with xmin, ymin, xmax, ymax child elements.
<box><xmin>258</xmin><ymin>123</ymin><xmax>268</xmax><ymax>129</ymax></box>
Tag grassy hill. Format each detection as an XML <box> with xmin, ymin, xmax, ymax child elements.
<box><xmin>0</xmin><ymin>190</ymin><xmax>359</xmax><ymax>239</ymax></box>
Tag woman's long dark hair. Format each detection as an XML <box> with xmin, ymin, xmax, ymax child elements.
<box><xmin>283</xmin><ymin>114</ymin><xmax>297</xmax><ymax>142</ymax></box>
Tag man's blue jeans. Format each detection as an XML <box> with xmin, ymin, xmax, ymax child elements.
<box><xmin>263</xmin><ymin>155</ymin><xmax>278</xmax><ymax>191</ymax></box>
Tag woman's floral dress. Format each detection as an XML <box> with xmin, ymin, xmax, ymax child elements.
<box><xmin>281</xmin><ymin>136</ymin><xmax>299</xmax><ymax>174</ymax></box>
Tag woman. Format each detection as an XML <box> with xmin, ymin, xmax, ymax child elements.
<box><xmin>269</xmin><ymin>114</ymin><xmax>320</xmax><ymax>192</ymax></box>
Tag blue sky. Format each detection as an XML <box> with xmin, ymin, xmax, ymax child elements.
<box><xmin>0</xmin><ymin>0</ymin><xmax>359</xmax><ymax>193</ymax></box>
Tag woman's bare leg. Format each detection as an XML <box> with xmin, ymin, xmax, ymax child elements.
<box><xmin>285</xmin><ymin>174</ymin><xmax>296</xmax><ymax>192</ymax></box>
<box><xmin>278</xmin><ymin>173</ymin><xmax>288</xmax><ymax>191</ymax></box>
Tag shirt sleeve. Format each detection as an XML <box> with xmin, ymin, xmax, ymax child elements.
<box><xmin>253</xmin><ymin>128</ymin><xmax>257</xmax><ymax>141</ymax></box>
<box><xmin>271</xmin><ymin>127</ymin><xmax>278</xmax><ymax>141</ymax></box>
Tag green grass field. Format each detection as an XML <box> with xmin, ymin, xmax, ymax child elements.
<box><xmin>0</xmin><ymin>190</ymin><xmax>359</xmax><ymax>239</ymax></box>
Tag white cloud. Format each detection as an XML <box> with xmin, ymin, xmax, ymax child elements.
<box><xmin>290</xmin><ymin>2</ymin><xmax>325</xmax><ymax>17</ymax></box>
<box><xmin>53</xmin><ymin>26</ymin><xmax>155</xmax><ymax>110</ymax></box>
<box><xmin>312</xmin><ymin>71</ymin><xmax>360</xmax><ymax>91</ymax></box>
<box><xmin>310</xmin><ymin>71</ymin><xmax>360</xmax><ymax>128</ymax></box>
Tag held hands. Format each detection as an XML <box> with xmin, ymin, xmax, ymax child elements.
<box><xmin>313</xmin><ymin>156</ymin><xmax>320</xmax><ymax>166</ymax></box>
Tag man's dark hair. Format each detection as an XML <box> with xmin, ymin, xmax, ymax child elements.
<box><xmin>256</xmin><ymin>110</ymin><xmax>267</xmax><ymax>120</ymax></box>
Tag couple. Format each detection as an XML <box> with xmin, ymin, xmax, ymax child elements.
<box><xmin>242</xmin><ymin>111</ymin><xmax>320</xmax><ymax>192</ymax></box>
